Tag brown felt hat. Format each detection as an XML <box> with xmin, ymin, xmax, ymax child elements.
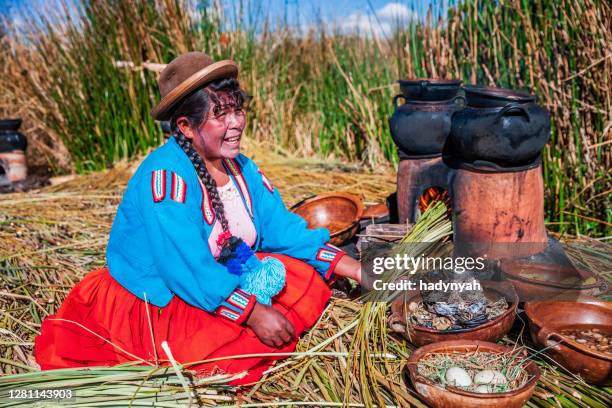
<box><xmin>151</xmin><ymin>52</ymin><xmax>238</xmax><ymax>121</ymax></box>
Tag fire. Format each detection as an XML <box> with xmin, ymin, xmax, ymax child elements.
<box><xmin>419</xmin><ymin>186</ymin><xmax>451</xmax><ymax>213</ymax></box>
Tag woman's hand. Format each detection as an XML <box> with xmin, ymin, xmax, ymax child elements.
<box><xmin>333</xmin><ymin>255</ymin><xmax>362</xmax><ymax>284</ymax></box>
<box><xmin>246</xmin><ymin>302</ymin><xmax>295</xmax><ymax>348</ymax></box>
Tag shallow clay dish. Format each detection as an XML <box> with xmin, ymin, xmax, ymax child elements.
<box><xmin>390</xmin><ymin>282</ymin><xmax>518</xmax><ymax>347</ymax></box>
<box><xmin>407</xmin><ymin>340</ymin><xmax>540</xmax><ymax>408</ymax></box>
<box><xmin>500</xmin><ymin>259</ymin><xmax>604</xmax><ymax>301</ymax></box>
<box><xmin>525</xmin><ymin>300</ymin><xmax>612</xmax><ymax>385</ymax></box>
<box><xmin>290</xmin><ymin>192</ymin><xmax>363</xmax><ymax>245</ymax></box>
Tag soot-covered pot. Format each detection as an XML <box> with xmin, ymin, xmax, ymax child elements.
<box><xmin>450</xmin><ymin>86</ymin><xmax>550</xmax><ymax>165</ymax></box>
<box><xmin>390</xmin><ymin>79</ymin><xmax>464</xmax><ymax>158</ymax></box>
<box><xmin>0</xmin><ymin>119</ymin><xmax>28</xmax><ymax>184</ymax></box>
<box><xmin>0</xmin><ymin>119</ymin><xmax>27</xmax><ymax>153</ymax></box>
<box><xmin>398</xmin><ymin>79</ymin><xmax>462</xmax><ymax>102</ymax></box>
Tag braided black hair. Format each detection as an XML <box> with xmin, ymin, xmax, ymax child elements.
<box><xmin>174</xmin><ymin>132</ymin><xmax>230</xmax><ymax>232</ymax></box>
<box><xmin>170</xmin><ymin>78</ymin><xmax>249</xmax><ymax>256</ymax></box>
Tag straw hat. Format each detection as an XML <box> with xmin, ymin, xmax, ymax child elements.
<box><xmin>151</xmin><ymin>52</ymin><xmax>238</xmax><ymax>121</ymax></box>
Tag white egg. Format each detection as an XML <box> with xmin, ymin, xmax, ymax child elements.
<box><xmin>474</xmin><ymin>369</ymin><xmax>507</xmax><ymax>385</ymax></box>
<box><xmin>474</xmin><ymin>384</ymin><xmax>492</xmax><ymax>393</ymax></box>
<box><xmin>445</xmin><ymin>366</ymin><xmax>472</xmax><ymax>387</ymax></box>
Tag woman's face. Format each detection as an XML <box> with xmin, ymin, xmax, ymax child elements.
<box><xmin>179</xmin><ymin>92</ymin><xmax>246</xmax><ymax>161</ymax></box>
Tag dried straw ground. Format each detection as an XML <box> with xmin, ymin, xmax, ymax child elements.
<box><xmin>0</xmin><ymin>140</ymin><xmax>611</xmax><ymax>407</ymax></box>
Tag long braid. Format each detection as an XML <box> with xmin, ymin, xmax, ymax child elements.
<box><xmin>164</xmin><ymin>74</ymin><xmax>285</xmax><ymax>294</ymax></box>
<box><xmin>169</xmin><ymin>78</ymin><xmax>251</xmax><ymax>263</ymax></box>
<box><xmin>174</xmin><ymin>131</ymin><xmax>230</xmax><ymax>233</ymax></box>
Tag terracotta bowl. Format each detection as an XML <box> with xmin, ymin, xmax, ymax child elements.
<box><xmin>500</xmin><ymin>259</ymin><xmax>605</xmax><ymax>301</ymax></box>
<box><xmin>290</xmin><ymin>192</ymin><xmax>363</xmax><ymax>245</ymax></box>
<box><xmin>525</xmin><ymin>301</ymin><xmax>612</xmax><ymax>385</ymax></box>
<box><xmin>361</xmin><ymin>203</ymin><xmax>389</xmax><ymax>220</ymax></box>
<box><xmin>390</xmin><ymin>282</ymin><xmax>518</xmax><ymax>347</ymax></box>
<box><xmin>407</xmin><ymin>340</ymin><xmax>540</xmax><ymax>408</ymax></box>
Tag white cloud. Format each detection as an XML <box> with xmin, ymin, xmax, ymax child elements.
<box><xmin>377</xmin><ymin>3</ymin><xmax>416</xmax><ymax>22</ymax></box>
<box><xmin>333</xmin><ymin>2</ymin><xmax>418</xmax><ymax>38</ymax></box>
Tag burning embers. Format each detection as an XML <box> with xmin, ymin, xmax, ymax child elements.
<box><xmin>418</xmin><ymin>186</ymin><xmax>450</xmax><ymax>215</ymax></box>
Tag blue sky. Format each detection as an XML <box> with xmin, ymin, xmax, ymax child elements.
<box><xmin>1</xmin><ymin>1</ymin><xmax>448</xmax><ymax>36</ymax></box>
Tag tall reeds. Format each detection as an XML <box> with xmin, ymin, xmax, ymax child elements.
<box><xmin>0</xmin><ymin>0</ymin><xmax>610</xmax><ymax>236</ymax></box>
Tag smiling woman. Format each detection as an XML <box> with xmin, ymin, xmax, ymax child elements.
<box><xmin>33</xmin><ymin>52</ymin><xmax>362</xmax><ymax>385</ymax></box>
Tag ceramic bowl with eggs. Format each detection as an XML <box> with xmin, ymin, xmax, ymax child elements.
<box><xmin>406</xmin><ymin>340</ymin><xmax>540</xmax><ymax>408</ymax></box>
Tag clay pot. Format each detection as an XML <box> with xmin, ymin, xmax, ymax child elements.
<box><xmin>290</xmin><ymin>192</ymin><xmax>363</xmax><ymax>245</ymax></box>
<box><xmin>390</xmin><ymin>96</ymin><xmax>465</xmax><ymax>158</ymax></box>
<box><xmin>0</xmin><ymin>119</ymin><xmax>28</xmax><ymax>183</ymax></box>
<box><xmin>0</xmin><ymin>119</ymin><xmax>27</xmax><ymax>152</ymax></box>
<box><xmin>500</xmin><ymin>260</ymin><xmax>604</xmax><ymax>302</ymax></box>
<box><xmin>463</xmin><ymin>86</ymin><xmax>535</xmax><ymax>108</ymax></box>
<box><xmin>525</xmin><ymin>301</ymin><xmax>612</xmax><ymax>385</ymax></box>
<box><xmin>390</xmin><ymin>282</ymin><xmax>518</xmax><ymax>347</ymax></box>
<box><xmin>398</xmin><ymin>79</ymin><xmax>463</xmax><ymax>102</ymax></box>
<box><xmin>451</xmin><ymin>104</ymin><xmax>550</xmax><ymax>165</ymax></box>
<box><xmin>361</xmin><ymin>203</ymin><xmax>389</xmax><ymax>220</ymax></box>
<box><xmin>450</xmin><ymin>86</ymin><xmax>550</xmax><ymax>165</ymax></box>
<box><xmin>407</xmin><ymin>340</ymin><xmax>540</xmax><ymax>408</ymax></box>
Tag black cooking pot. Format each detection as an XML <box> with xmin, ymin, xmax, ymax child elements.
<box><xmin>451</xmin><ymin>102</ymin><xmax>550</xmax><ymax>164</ymax></box>
<box><xmin>390</xmin><ymin>95</ymin><xmax>465</xmax><ymax>157</ymax></box>
<box><xmin>464</xmin><ymin>85</ymin><xmax>535</xmax><ymax>108</ymax></box>
<box><xmin>0</xmin><ymin>119</ymin><xmax>27</xmax><ymax>152</ymax></box>
<box><xmin>398</xmin><ymin>79</ymin><xmax>462</xmax><ymax>102</ymax></box>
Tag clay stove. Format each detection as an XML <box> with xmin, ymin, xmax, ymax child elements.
<box><xmin>390</xmin><ymin>83</ymin><xmax>603</xmax><ymax>299</ymax></box>
<box><xmin>390</xmin><ymin>79</ymin><xmax>463</xmax><ymax>223</ymax></box>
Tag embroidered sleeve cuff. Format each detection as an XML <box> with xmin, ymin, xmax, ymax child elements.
<box><xmin>215</xmin><ymin>288</ymin><xmax>257</xmax><ymax>325</ymax></box>
<box><xmin>316</xmin><ymin>243</ymin><xmax>347</xmax><ymax>284</ymax></box>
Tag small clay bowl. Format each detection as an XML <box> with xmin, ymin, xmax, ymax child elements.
<box><xmin>361</xmin><ymin>203</ymin><xmax>389</xmax><ymax>220</ymax></box>
<box><xmin>525</xmin><ymin>300</ymin><xmax>612</xmax><ymax>385</ymax></box>
<box><xmin>407</xmin><ymin>340</ymin><xmax>540</xmax><ymax>408</ymax></box>
<box><xmin>500</xmin><ymin>259</ymin><xmax>604</xmax><ymax>301</ymax></box>
<box><xmin>290</xmin><ymin>192</ymin><xmax>363</xmax><ymax>245</ymax></box>
<box><xmin>390</xmin><ymin>282</ymin><xmax>518</xmax><ymax>347</ymax></box>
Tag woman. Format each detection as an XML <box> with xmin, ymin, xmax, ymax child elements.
<box><xmin>34</xmin><ymin>52</ymin><xmax>361</xmax><ymax>385</ymax></box>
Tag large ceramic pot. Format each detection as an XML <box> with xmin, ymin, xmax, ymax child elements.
<box><xmin>390</xmin><ymin>96</ymin><xmax>465</xmax><ymax>158</ymax></box>
<box><xmin>525</xmin><ymin>301</ymin><xmax>611</xmax><ymax>385</ymax></box>
<box><xmin>450</xmin><ymin>86</ymin><xmax>550</xmax><ymax>165</ymax></box>
<box><xmin>398</xmin><ymin>79</ymin><xmax>462</xmax><ymax>102</ymax></box>
<box><xmin>0</xmin><ymin>119</ymin><xmax>27</xmax><ymax>152</ymax></box>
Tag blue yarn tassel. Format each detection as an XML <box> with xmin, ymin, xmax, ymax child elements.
<box><xmin>217</xmin><ymin>236</ymin><xmax>286</xmax><ymax>304</ymax></box>
<box><xmin>240</xmin><ymin>256</ymin><xmax>286</xmax><ymax>305</ymax></box>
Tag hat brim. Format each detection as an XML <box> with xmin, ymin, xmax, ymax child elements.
<box><xmin>151</xmin><ymin>60</ymin><xmax>239</xmax><ymax>121</ymax></box>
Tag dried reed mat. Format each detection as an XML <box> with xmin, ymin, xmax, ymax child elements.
<box><xmin>1</xmin><ymin>150</ymin><xmax>611</xmax><ymax>407</ymax></box>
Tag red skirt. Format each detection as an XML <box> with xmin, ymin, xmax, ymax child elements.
<box><xmin>34</xmin><ymin>253</ymin><xmax>331</xmax><ymax>385</ymax></box>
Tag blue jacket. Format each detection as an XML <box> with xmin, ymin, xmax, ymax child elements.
<box><xmin>106</xmin><ymin>137</ymin><xmax>345</xmax><ymax>324</ymax></box>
